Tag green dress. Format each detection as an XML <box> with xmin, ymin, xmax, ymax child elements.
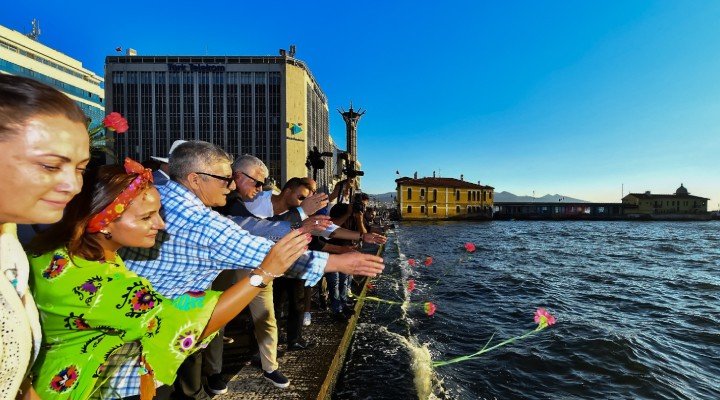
<box><xmin>28</xmin><ymin>248</ymin><xmax>220</xmax><ymax>399</ymax></box>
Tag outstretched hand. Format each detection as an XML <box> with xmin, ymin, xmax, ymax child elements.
<box><xmin>362</xmin><ymin>232</ymin><xmax>387</xmax><ymax>245</ymax></box>
<box><xmin>261</xmin><ymin>229</ymin><xmax>311</xmax><ymax>276</ymax></box>
<box><xmin>326</xmin><ymin>252</ymin><xmax>385</xmax><ymax>277</ymax></box>
<box><xmin>301</xmin><ymin>192</ymin><xmax>329</xmax><ymax>215</ymax></box>
<box><xmin>302</xmin><ymin>215</ymin><xmax>333</xmax><ymax>233</ymax></box>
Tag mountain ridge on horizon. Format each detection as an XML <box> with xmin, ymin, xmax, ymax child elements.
<box><xmin>365</xmin><ymin>191</ymin><xmax>589</xmax><ymax>204</ymax></box>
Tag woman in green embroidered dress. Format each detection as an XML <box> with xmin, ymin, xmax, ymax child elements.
<box><xmin>27</xmin><ymin>160</ymin><xmax>310</xmax><ymax>400</ymax></box>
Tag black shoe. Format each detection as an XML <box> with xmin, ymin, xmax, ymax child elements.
<box><xmin>263</xmin><ymin>369</ymin><xmax>290</xmax><ymax>388</ymax></box>
<box><xmin>287</xmin><ymin>339</ymin><xmax>314</xmax><ymax>351</ymax></box>
<box><xmin>331</xmin><ymin>311</ymin><xmax>350</xmax><ymax>322</ymax></box>
<box><xmin>342</xmin><ymin>305</ymin><xmax>356</xmax><ymax>317</ymax></box>
<box><xmin>205</xmin><ymin>373</ymin><xmax>228</xmax><ymax>395</ymax></box>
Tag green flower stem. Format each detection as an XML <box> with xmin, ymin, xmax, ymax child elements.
<box><xmin>432</xmin><ymin>325</ymin><xmax>547</xmax><ymax>367</ymax></box>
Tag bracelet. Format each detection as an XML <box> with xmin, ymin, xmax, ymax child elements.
<box><xmin>258</xmin><ymin>266</ymin><xmax>283</xmax><ymax>278</ymax></box>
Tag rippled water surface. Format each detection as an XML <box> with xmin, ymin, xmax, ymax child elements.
<box><xmin>335</xmin><ymin>220</ymin><xmax>720</xmax><ymax>400</ymax></box>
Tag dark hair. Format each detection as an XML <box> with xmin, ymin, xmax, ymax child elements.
<box><xmin>29</xmin><ymin>164</ymin><xmax>154</xmax><ymax>260</ymax></box>
<box><xmin>0</xmin><ymin>75</ymin><xmax>87</xmax><ymax>142</ymax></box>
<box><xmin>282</xmin><ymin>177</ymin><xmax>312</xmax><ymax>192</ymax></box>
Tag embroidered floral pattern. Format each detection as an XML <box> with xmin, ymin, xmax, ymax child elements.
<box><xmin>73</xmin><ymin>276</ymin><xmax>106</xmax><ymax>305</ymax></box>
<box><xmin>63</xmin><ymin>312</ymin><xmax>91</xmax><ymax>331</ymax></box>
<box><xmin>117</xmin><ymin>281</ymin><xmax>162</xmax><ymax>317</ymax></box>
<box><xmin>50</xmin><ymin>365</ymin><xmax>78</xmax><ymax>392</ymax></box>
<box><xmin>43</xmin><ymin>254</ymin><xmax>67</xmax><ymax>279</ymax></box>
<box><xmin>175</xmin><ymin>329</ymin><xmax>200</xmax><ymax>353</ymax></box>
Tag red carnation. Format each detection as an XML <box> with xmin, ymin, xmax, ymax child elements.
<box><xmin>103</xmin><ymin>112</ymin><xmax>129</xmax><ymax>133</ymax></box>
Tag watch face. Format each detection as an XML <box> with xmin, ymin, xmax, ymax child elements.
<box><xmin>249</xmin><ymin>273</ymin><xmax>265</xmax><ymax>287</ymax></box>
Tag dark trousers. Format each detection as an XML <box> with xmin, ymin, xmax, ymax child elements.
<box><xmin>272</xmin><ymin>277</ymin><xmax>305</xmax><ymax>343</ymax></box>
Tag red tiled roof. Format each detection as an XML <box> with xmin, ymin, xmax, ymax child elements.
<box><xmin>395</xmin><ymin>177</ymin><xmax>493</xmax><ymax>189</ymax></box>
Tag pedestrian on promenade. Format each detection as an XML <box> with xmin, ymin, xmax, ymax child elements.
<box><xmin>119</xmin><ymin>142</ymin><xmax>385</xmax><ymax>399</ymax></box>
<box><xmin>0</xmin><ymin>74</ymin><xmax>90</xmax><ymax>400</ymax></box>
<box><xmin>26</xmin><ymin>159</ymin><xmax>313</xmax><ymax>399</ymax></box>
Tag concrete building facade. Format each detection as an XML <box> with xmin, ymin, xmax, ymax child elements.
<box><xmin>622</xmin><ymin>184</ymin><xmax>709</xmax><ymax>215</ymax></box>
<box><xmin>105</xmin><ymin>55</ymin><xmax>339</xmax><ymax>190</ymax></box>
<box><xmin>0</xmin><ymin>23</ymin><xmax>104</xmax><ymax>125</ymax></box>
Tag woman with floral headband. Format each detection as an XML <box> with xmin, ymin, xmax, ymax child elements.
<box><xmin>27</xmin><ymin>159</ymin><xmax>310</xmax><ymax>400</ymax></box>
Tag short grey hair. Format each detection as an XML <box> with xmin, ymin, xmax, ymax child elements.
<box><xmin>232</xmin><ymin>154</ymin><xmax>268</xmax><ymax>177</ymax></box>
<box><xmin>168</xmin><ymin>141</ymin><xmax>233</xmax><ymax>182</ymax></box>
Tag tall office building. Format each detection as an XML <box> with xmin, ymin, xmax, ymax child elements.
<box><xmin>105</xmin><ymin>54</ymin><xmax>340</xmax><ymax>190</ymax></box>
<box><xmin>0</xmin><ymin>22</ymin><xmax>104</xmax><ymax>125</ymax></box>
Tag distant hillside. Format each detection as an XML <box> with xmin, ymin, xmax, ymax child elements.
<box><xmin>494</xmin><ymin>191</ymin><xmax>589</xmax><ymax>203</ymax></box>
<box><xmin>367</xmin><ymin>192</ymin><xmax>396</xmax><ymax>204</ymax></box>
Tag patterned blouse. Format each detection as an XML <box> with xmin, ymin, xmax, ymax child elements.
<box><xmin>28</xmin><ymin>248</ymin><xmax>220</xmax><ymax>399</ymax></box>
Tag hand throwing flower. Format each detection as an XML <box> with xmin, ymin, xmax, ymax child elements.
<box><xmin>432</xmin><ymin>308</ymin><xmax>557</xmax><ymax>367</ymax></box>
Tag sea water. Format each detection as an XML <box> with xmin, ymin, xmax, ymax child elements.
<box><xmin>335</xmin><ymin>220</ymin><xmax>720</xmax><ymax>400</ymax></box>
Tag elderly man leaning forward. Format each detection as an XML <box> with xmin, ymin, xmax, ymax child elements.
<box><xmin>118</xmin><ymin>142</ymin><xmax>384</xmax><ymax>399</ymax></box>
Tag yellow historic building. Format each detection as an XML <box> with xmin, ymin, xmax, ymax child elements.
<box><xmin>396</xmin><ymin>176</ymin><xmax>494</xmax><ymax>220</ymax></box>
<box><xmin>622</xmin><ymin>184</ymin><xmax>709</xmax><ymax>215</ymax></box>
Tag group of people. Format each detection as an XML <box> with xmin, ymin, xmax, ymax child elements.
<box><xmin>0</xmin><ymin>74</ymin><xmax>386</xmax><ymax>400</ymax></box>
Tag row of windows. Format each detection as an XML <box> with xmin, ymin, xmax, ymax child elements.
<box><xmin>644</xmin><ymin>200</ymin><xmax>705</xmax><ymax>207</ymax></box>
<box><xmin>406</xmin><ymin>205</ymin><xmax>492</xmax><ymax>214</ymax></box>
<box><xmin>0</xmin><ymin>59</ymin><xmax>104</xmax><ymax>106</ymax></box>
<box><xmin>406</xmin><ymin>187</ymin><xmax>493</xmax><ymax>202</ymax></box>
<box><xmin>110</xmin><ymin>70</ymin><xmax>283</xmax><ymax>181</ymax></box>
<box><xmin>0</xmin><ymin>39</ymin><xmax>98</xmax><ymax>82</ymax></box>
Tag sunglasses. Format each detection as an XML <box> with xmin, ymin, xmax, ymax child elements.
<box><xmin>241</xmin><ymin>171</ymin><xmax>266</xmax><ymax>188</ymax></box>
<box><xmin>195</xmin><ymin>172</ymin><xmax>234</xmax><ymax>188</ymax></box>
<box><xmin>298</xmin><ymin>195</ymin><xmax>307</xmax><ymax>201</ymax></box>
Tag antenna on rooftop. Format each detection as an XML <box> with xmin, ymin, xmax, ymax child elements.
<box><xmin>27</xmin><ymin>19</ymin><xmax>41</xmax><ymax>41</ymax></box>
<box><xmin>289</xmin><ymin>45</ymin><xmax>296</xmax><ymax>57</ymax></box>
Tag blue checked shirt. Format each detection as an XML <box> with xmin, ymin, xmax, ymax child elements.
<box><xmin>109</xmin><ymin>180</ymin><xmax>329</xmax><ymax>397</ymax></box>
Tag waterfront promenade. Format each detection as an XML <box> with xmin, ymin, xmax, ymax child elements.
<box><xmin>214</xmin><ymin>244</ymin><xmax>380</xmax><ymax>399</ymax></box>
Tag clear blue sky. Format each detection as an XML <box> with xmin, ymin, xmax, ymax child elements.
<box><xmin>4</xmin><ymin>1</ymin><xmax>719</xmax><ymax>208</ymax></box>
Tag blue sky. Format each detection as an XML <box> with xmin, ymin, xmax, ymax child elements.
<box><xmin>4</xmin><ymin>1</ymin><xmax>719</xmax><ymax>208</ymax></box>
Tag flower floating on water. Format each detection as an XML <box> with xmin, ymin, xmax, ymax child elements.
<box><xmin>464</xmin><ymin>243</ymin><xmax>476</xmax><ymax>252</ymax></box>
<box><xmin>407</xmin><ymin>280</ymin><xmax>416</xmax><ymax>291</ymax></box>
<box><xmin>424</xmin><ymin>257</ymin><xmax>433</xmax><ymax>266</ymax></box>
<box><xmin>407</xmin><ymin>259</ymin><xmax>416</xmax><ymax>266</ymax></box>
<box><xmin>424</xmin><ymin>302</ymin><xmax>437</xmax><ymax>316</ymax></box>
<box><xmin>534</xmin><ymin>308</ymin><xmax>556</xmax><ymax>328</ymax></box>
<box><xmin>432</xmin><ymin>308</ymin><xmax>557</xmax><ymax>367</ymax></box>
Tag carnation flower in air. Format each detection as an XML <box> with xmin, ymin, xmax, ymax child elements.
<box><xmin>464</xmin><ymin>243</ymin><xmax>476</xmax><ymax>252</ymax></box>
<box><xmin>424</xmin><ymin>256</ymin><xmax>433</xmax><ymax>266</ymax></box>
<box><xmin>103</xmin><ymin>112</ymin><xmax>129</xmax><ymax>133</ymax></box>
<box><xmin>407</xmin><ymin>259</ymin><xmax>416</xmax><ymax>266</ymax></box>
<box><xmin>534</xmin><ymin>308</ymin><xmax>556</xmax><ymax>329</ymax></box>
<box><xmin>424</xmin><ymin>302</ymin><xmax>437</xmax><ymax>316</ymax></box>
<box><xmin>407</xmin><ymin>280</ymin><xmax>415</xmax><ymax>291</ymax></box>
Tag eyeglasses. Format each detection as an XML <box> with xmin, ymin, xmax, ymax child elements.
<box><xmin>195</xmin><ymin>172</ymin><xmax>234</xmax><ymax>187</ymax></box>
<box><xmin>241</xmin><ymin>171</ymin><xmax>266</xmax><ymax>188</ymax></box>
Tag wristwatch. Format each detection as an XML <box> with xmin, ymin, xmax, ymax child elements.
<box><xmin>249</xmin><ymin>272</ymin><xmax>267</xmax><ymax>288</ymax></box>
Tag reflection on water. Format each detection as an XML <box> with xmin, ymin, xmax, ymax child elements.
<box><xmin>335</xmin><ymin>221</ymin><xmax>720</xmax><ymax>400</ymax></box>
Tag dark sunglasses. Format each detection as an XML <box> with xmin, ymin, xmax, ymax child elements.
<box><xmin>298</xmin><ymin>195</ymin><xmax>307</xmax><ymax>201</ymax></box>
<box><xmin>241</xmin><ymin>171</ymin><xmax>266</xmax><ymax>188</ymax></box>
<box><xmin>195</xmin><ymin>172</ymin><xmax>234</xmax><ymax>187</ymax></box>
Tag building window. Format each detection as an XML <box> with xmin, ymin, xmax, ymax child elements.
<box><xmin>456</xmin><ymin>205</ymin><xmax>460</xmax><ymax>213</ymax></box>
<box><xmin>407</xmin><ymin>205</ymin><xmax>412</xmax><ymax>214</ymax></box>
<box><xmin>407</xmin><ymin>188</ymin><xmax>412</xmax><ymax>200</ymax></box>
<box><xmin>455</xmin><ymin>190</ymin><xmax>460</xmax><ymax>201</ymax></box>
<box><xmin>433</xmin><ymin>189</ymin><xmax>437</xmax><ymax>202</ymax></box>
<box><xmin>420</xmin><ymin>188</ymin><xmax>425</xmax><ymax>198</ymax></box>
<box><xmin>468</xmin><ymin>191</ymin><xmax>471</xmax><ymax>201</ymax></box>
<box><xmin>420</xmin><ymin>206</ymin><xmax>425</xmax><ymax>214</ymax></box>
<box><xmin>432</xmin><ymin>205</ymin><xmax>437</xmax><ymax>214</ymax></box>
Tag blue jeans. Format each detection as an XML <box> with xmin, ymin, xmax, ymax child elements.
<box><xmin>325</xmin><ymin>272</ymin><xmax>348</xmax><ymax>313</ymax></box>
